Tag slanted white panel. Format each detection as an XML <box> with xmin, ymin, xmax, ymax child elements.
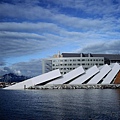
<box><xmin>47</xmin><ymin>66</ymin><xmax>85</xmax><ymax>84</ymax></box>
<box><xmin>88</xmin><ymin>64</ymin><xmax>111</xmax><ymax>84</ymax></box>
<box><xmin>70</xmin><ymin>65</ymin><xmax>99</xmax><ymax>84</ymax></box>
<box><xmin>4</xmin><ymin>69</ymin><xmax>61</xmax><ymax>90</ymax></box>
<box><xmin>101</xmin><ymin>63</ymin><xmax>120</xmax><ymax>84</ymax></box>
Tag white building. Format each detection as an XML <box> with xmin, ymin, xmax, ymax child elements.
<box><xmin>4</xmin><ymin>63</ymin><xmax>120</xmax><ymax>90</ymax></box>
<box><xmin>42</xmin><ymin>52</ymin><xmax>104</xmax><ymax>75</ymax></box>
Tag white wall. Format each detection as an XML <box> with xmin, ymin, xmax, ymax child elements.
<box><xmin>47</xmin><ymin>66</ymin><xmax>85</xmax><ymax>84</ymax></box>
<box><xmin>87</xmin><ymin>64</ymin><xmax>111</xmax><ymax>84</ymax></box>
<box><xmin>69</xmin><ymin>65</ymin><xmax>99</xmax><ymax>84</ymax></box>
<box><xmin>101</xmin><ymin>63</ymin><xmax>120</xmax><ymax>84</ymax></box>
<box><xmin>4</xmin><ymin>69</ymin><xmax>61</xmax><ymax>90</ymax></box>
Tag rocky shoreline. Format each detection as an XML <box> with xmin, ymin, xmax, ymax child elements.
<box><xmin>27</xmin><ymin>84</ymin><xmax>120</xmax><ymax>90</ymax></box>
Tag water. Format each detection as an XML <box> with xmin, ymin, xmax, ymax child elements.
<box><xmin>0</xmin><ymin>89</ymin><xmax>120</xmax><ymax>120</ymax></box>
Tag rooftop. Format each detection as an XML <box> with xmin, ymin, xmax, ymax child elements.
<box><xmin>62</xmin><ymin>53</ymin><xmax>120</xmax><ymax>60</ymax></box>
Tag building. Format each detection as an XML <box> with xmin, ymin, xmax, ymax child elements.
<box><xmin>42</xmin><ymin>52</ymin><xmax>120</xmax><ymax>75</ymax></box>
<box><xmin>4</xmin><ymin>63</ymin><xmax>120</xmax><ymax>90</ymax></box>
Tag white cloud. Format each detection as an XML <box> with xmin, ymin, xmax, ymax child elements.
<box><xmin>0</xmin><ymin>2</ymin><xmax>53</xmax><ymax>20</ymax></box>
<box><xmin>0</xmin><ymin>31</ymin><xmax>45</xmax><ymax>39</ymax></box>
<box><xmin>0</xmin><ymin>22</ymin><xmax>63</xmax><ymax>34</ymax></box>
<box><xmin>10</xmin><ymin>59</ymin><xmax>42</xmax><ymax>76</ymax></box>
<box><xmin>0</xmin><ymin>0</ymin><xmax>120</xmax><ymax>76</ymax></box>
<box><xmin>0</xmin><ymin>59</ymin><xmax>42</xmax><ymax>76</ymax></box>
<box><xmin>78</xmin><ymin>40</ymin><xmax>120</xmax><ymax>54</ymax></box>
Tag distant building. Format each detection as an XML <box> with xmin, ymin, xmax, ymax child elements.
<box><xmin>42</xmin><ymin>52</ymin><xmax>120</xmax><ymax>75</ymax></box>
<box><xmin>42</xmin><ymin>53</ymin><xmax>100</xmax><ymax>74</ymax></box>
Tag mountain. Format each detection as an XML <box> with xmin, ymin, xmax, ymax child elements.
<box><xmin>0</xmin><ymin>73</ymin><xmax>30</xmax><ymax>83</ymax></box>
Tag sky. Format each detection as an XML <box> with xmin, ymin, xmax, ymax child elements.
<box><xmin>0</xmin><ymin>0</ymin><xmax>120</xmax><ymax>77</ymax></box>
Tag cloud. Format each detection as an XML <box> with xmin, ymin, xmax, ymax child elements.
<box><xmin>0</xmin><ymin>59</ymin><xmax>42</xmax><ymax>76</ymax></box>
<box><xmin>10</xmin><ymin>59</ymin><xmax>42</xmax><ymax>77</ymax></box>
<box><xmin>0</xmin><ymin>1</ymin><xmax>53</xmax><ymax>20</ymax></box>
<box><xmin>0</xmin><ymin>31</ymin><xmax>45</xmax><ymax>39</ymax></box>
<box><xmin>79</xmin><ymin>40</ymin><xmax>120</xmax><ymax>54</ymax></box>
<box><xmin>0</xmin><ymin>61</ymin><xmax>6</xmax><ymax>66</ymax></box>
<box><xmin>49</xmin><ymin>0</ymin><xmax>120</xmax><ymax>16</ymax></box>
<box><xmin>0</xmin><ymin>0</ymin><xmax>120</xmax><ymax>77</ymax></box>
<box><xmin>0</xmin><ymin>1</ymin><xmax>119</xmax><ymax>33</ymax></box>
<box><xmin>0</xmin><ymin>22</ymin><xmax>63</xmax><ymax>34</ymax></box>
<box><xmin>0</xmin><ymin>67</ymin><xmax>13</xmax><ymax>76</ymax></box>
<box><xmin>0</xmin><ymin>39</ymin><xmax>46</xmax><ymax>58</ymax></box>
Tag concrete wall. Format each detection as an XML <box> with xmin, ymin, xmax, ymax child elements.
<box><xmin>88</xmin><ymin>64</ymin><xmax>111</xmax><ymax>84</ymax></box>
<box><xmin>4</xmin><ymin>69</ymin><xmax>61</xmax><ymax>90</ymax></box>
<box><xmin>47</xmin><ymin>66</ymin><xmax>85</xmax><ymax>84</ymax></box>
<box><xmin>102</xmin><ymin>63</ymin><xmax>120</xmax><ymax>84</ymax></box>
<box><xmin>69</xmin><ymin>65</ymin><xmax>99</xmax><ymax>84</ymax></box>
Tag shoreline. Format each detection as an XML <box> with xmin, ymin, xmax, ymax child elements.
<box><xmin>27</xmin><ymin>84</ymin><xmax>120</xmax><ymax>90</ymax></box>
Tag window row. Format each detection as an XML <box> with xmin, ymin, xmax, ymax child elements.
<box><xmin>52</xmin><ymin>59</ymin><xmax>104</xmax><ymax>62</ymax></box>
<box><xmin>52</xmin><ymin>63</ymin><xmax>104</xmax><ymax>66</ymax></box>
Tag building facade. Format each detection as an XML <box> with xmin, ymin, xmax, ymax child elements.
<box><xmin>42</xmin><ymin>53</ymin><xmax>105</xmax><ymax>75</ymax></box>
<box><xmin>4</xmin><ymin>63</ymin><xmax>120</xmax><ymax>89</ymax></box>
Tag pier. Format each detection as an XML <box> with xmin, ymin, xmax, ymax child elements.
<box><xmin>27</xmin><ymin>84</ymin><xmax>120</xmax><ymax>90</ymax></box>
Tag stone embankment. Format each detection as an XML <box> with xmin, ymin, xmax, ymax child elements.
<box><xmin>28</xmin><ymin>84</ymin><xmax>120</xmax><ymax>90</ymax></box>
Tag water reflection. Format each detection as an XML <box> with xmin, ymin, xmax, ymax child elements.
<box><xmin>0</xmin><ymin>89</ymin><xmax>120</xmax><ymax>120</ymax></box>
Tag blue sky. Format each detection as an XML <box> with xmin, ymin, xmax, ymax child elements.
<box><xmin>0</xmin><ymin>0</ymin><xmax>120</xmax><ymax>76</ymax></box>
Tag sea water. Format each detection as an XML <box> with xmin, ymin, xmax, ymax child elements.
<box><xmin>0</xmin><ymin>89</ymin><xmax>120</xmax><ymax>120</ymax></box>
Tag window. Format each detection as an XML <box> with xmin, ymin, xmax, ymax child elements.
<box><xmin>53</xmin><ymin>60</ymin><xmax>56</xmax><ymax>62</ymax></box>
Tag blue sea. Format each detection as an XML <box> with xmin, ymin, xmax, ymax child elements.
<box><xmin>0</xmin><ymin>89</ymin><xmax>120</xmax><ymax>120</ymax></box>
